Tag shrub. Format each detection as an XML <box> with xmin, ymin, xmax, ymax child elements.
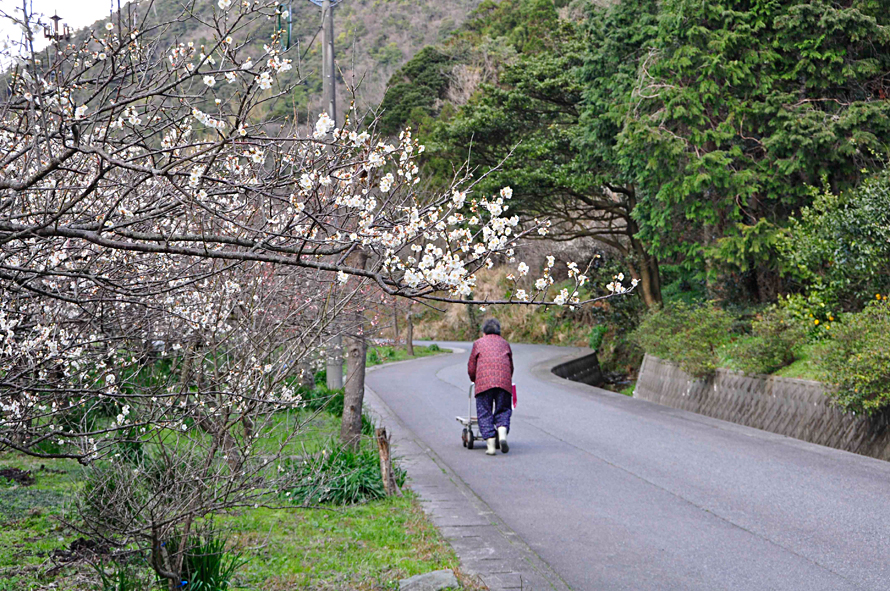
<box><xmin>633</xmin><ymin>302</ymin><xmax>732</xmax><ymax>378</ymax></box>
<box><xmin>164</xmin><ymin>532</ymin><xmax>246</xmax><ymax>591</ymax></box>
<box><xmin>732</xmin><ymin>306</ymin><xmax>808</xmax><ymax>374</ymax></box>
<box><xmin>284</xmin><ymin>440</ymin><xmax>406</xmax><ymax>505</ymax></box>
<box><xmin>587</xmin><ymin>325</ymin><xmax>608</xmax><ymax>351</ymax></box>
<box><xmin>782</xmin><ymin>172</ymin><xmax>890</xmax><ymax>311</ymax></box>
<box><xmin>427</xmin><ymin>343</ymin><xmax>441</xmax><ymax>352</ymax></box>
<box><xmin>818</xmin><ymin>299</ymin><xmax>890</xmax><ymax>415</ymax></box>
<box><xmin>181</xmin><ymin>535</ymin><xmax>245</xmax><ymax>591</ymax></box>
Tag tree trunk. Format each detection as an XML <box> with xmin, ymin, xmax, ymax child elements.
<box><xmin>392</xmin><ymin>303</ymin><xmax>400</xmax><ymax>347</ymax></box>
<box><xmin>406</xmin><ymin>312</ymin><xmax>414</xmax><ymax>356</ymax></box>
<box><xmin>466</xmin><ymin>293</ymin><xmax>477</xmax><ymax>337</ymax></box>
<box><xmin>340</xmin><ymin>314</ymin><xmax>367</xmax><ymax>450</ymax></box>
<box><xmin>628</xmin><ymin>221</ymin><xmax>662</xmax><ymax>308</ymax></box>
<box><xmin>326</xmin><ymin>333</ymin><xmax>343</xmax><ymax>390</ymax></box>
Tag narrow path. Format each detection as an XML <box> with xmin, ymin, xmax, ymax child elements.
<box><xmin>366</xmin><ymin>343</ymin><xmax>890</xmax><ymax>591</ymax></box>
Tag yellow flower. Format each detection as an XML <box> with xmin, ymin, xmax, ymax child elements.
<box><xmin>828</xmin><ymin>315</ymin><xmax>834</xmax><ymax>321</ymax></box>
<box><xmin>877</xmin><ymin>294</ymin><xmax>882</xmax><ymax>300</ymax></box>
<box><xmin>814</xmin><ymin>319</ymin><xmax>819</xmax><ymax>325</ymax></box>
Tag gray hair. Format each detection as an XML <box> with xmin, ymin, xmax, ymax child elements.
<box><xmin>481</xmin><ymin>318</ymin><xmax>501</xmax><ymax>335</ymax></box>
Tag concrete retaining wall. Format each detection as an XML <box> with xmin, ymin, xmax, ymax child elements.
<box><xmin>551</xmin><ymin>351</ymin><xmax>604</xmax><ymax>387</ymax></box>
<box><xmin>634</xmin><ymin>355</ymin><xmax>890</xmax><ymax>462</ymax></box>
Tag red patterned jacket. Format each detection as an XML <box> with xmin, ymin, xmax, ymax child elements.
<box><xmin>467</xmin><ymin>334</ymin><xmax>514</xmax><ymax>396</ymax></box>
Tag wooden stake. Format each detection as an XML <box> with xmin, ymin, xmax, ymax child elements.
<box><xmin>376</xmin><ymin>427</ymin><xmax>402</xmax><ymax>497</ymax></box>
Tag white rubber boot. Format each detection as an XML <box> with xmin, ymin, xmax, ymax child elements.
<box><xmin>485</xmin><ymin>438</ymin><xmax>497</xmax><ymax>455</ymax></box>
<box><xmin>497</xmin><ymin>426</ymin><xmax>509</xmax><ymax>454</ymax></box>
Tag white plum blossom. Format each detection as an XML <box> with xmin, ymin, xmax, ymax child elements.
<box><xmin>218</xmin><ymin>0</ymin><xmax>232</xmax><ymax>9</ymax></box>
<box><xmin>313</xmin><ymin>112</ymin><xmax>335</xmax><ymax>139</ymax></box>
<box><xmin>367</xmin><ymin>152</ymin><xmax>385</xmax><ymax>168</ymax></box>
<box><xmin>203</xmin><ymin>75</ymin><xmax>216</xmax><ymax>87</ymax></box>
<box><xmin>192</xmin><ymin>108</ymin><xmax>226</xmax><ymax>130</ymax></box>
<box><xmin>298</xmin><ymin>173</ymin><xmax>313</xmax><ymax>192</ymax></box>
<box><xmin>379</xmin><ymin>173</ymin><xmax>394</xmax><ymax>193</ymax></box>
<box><xmin>257</xmin><ymin>71</ymin><xmax>273</xmax><ymax>90</ymax></box>
<box><xmin>517</xmin><ymin>262</ymin><xmax>529</xmax><ymax>276</ymax></box>
<box><xmin>553</xmin><ymin>288</ymin><xmax>570</xmax><ymax>306</ymax></box>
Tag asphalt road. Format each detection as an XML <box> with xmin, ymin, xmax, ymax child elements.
<box><xmin>366</xmin><ymin>343</ymin><xmax>890</xmax><ymax>591</ymax></box>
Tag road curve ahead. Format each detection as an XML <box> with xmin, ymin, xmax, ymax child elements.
<box><xmin>366</xmin><ymin>343</ymin><xmax>890</xmax><ymax>591</ymax></box>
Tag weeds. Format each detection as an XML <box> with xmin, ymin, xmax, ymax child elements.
<box><xmin>283</xmin><ymin>440</ymin><xmax>406</xmax><ymax>506</ymax></box>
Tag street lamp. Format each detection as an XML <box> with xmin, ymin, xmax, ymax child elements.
<box><xmin>42</xmin><ymin>13</ymin><xmax>71</xmax><ymax>43</ymax></box>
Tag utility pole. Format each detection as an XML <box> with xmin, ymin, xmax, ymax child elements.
<box><xmin>309</xmin><ymin>0</ymin><xmax>339</xmax><ymax>123</ymax></box>
<box><xmin>309</xmin><ymin>0</ymin><xmax>343</xmax><ymax>390</ymax></box>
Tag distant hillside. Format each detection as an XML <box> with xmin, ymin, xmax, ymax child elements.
<box><xmin>74</xmin><ymin>0</ymin><xmax>485</xmax><ymax>122</ymax></box>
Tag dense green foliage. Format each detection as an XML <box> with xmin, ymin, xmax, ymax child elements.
<box><xmin>379</xmin><ymin>47</ymin><xmax>458</xmax><ymax>135</ymax></box>
<box><xmin>632</xmin><ymin>302</ymin><xmax>733</xmax><ymax>377</ymax></box>
<box><xmin>818</xmin><ymin>299</ymin><xmax>890</xmax><ymax>415</ymax></box>
<box><xmin>622</xmin><ymin>0</ymin><xmax>890</xmax><ymax>294</ymax></box>
<box><xmin>782</xmin><ymin>170</ymin><xmax>890</xmax><ymax>311</ymax></box>
<box><xmin>732</xmin><ymin>306</ymin><xmax>809</xmax><ymax>375</ymax></box>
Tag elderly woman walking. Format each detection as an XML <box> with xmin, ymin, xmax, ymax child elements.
<box><xmin>468</xmin><ymin>319</ymin><xmax>513</xmax><ymax>455</ymax></box>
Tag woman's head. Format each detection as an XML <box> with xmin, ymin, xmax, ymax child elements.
<box><xmin>481</xmin><ymin>318</ymin><xmax>501</xmax><ymax>336</ymax></box>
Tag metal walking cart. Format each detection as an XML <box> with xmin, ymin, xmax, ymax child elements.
<box><xmin>456</xmin><ymin>384</ymin><xmax>498</xmax><ymax>450</ymax></box>
<box><xmin>456</xmin><ymin>384</ymin><xmax>479</xmax><ymax>449</ymax></box>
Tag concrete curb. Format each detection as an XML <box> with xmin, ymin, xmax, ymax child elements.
<box><xmin>365</xmin><ymin>354</ymin><xmax>572</xmax><ymax>591</ymax></box>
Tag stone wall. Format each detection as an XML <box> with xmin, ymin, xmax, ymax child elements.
<box><xmin>634</xmin><ymin>355</ymin><xmax>890</xmax><ymax>462</ymax></box>
<box><xmin>551</xmin><ymin>351</ymin><xmax>604</xmax><ymax>387</ymax></box>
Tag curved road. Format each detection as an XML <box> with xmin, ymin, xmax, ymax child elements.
<box><xmin>366</xmin><ymin>343</ymin><xmax>890</xmax><ymax>591</ymax></box>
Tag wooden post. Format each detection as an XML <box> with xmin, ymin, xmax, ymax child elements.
<box><xmin>376</xmin><ymin>427</ymin><xmax>402</xmax><ymax>497</ymax></box>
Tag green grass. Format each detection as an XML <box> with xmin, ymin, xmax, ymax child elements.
<box><xmin>0</xmin><ymin>454</ymin><xmax>82</xmax><ymax>587</ymax></box>
<box><xmin>718</xmin><ymin>339</ymin><xmax>827</xmax><ymax>381</ymax></box>
<box><xmin>224</xmin><ymin>494</ymin><xmax>463</xmax><ymax>590</ymax></box>
<box><xmin>771</xmin><ymin>342</ymin><xmax>829</xmax><ymax>381</ymax></box>
<box><xmin>366</xmin><ymin>344</ymin><xmax>444</xmax><ymax>368</ymax></box>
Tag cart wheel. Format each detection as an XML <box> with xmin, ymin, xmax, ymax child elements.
<box><xmin>467</xmin><ymin>432</ymin><xmax>475</xmax><ymax>449</ymax></box>
<box><xmin>461</xmin><ymin>428</ymin><xmax>468</xmax><ymax>448</ymax></box>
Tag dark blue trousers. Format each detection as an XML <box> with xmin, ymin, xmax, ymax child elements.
<box><xmin>476</xmin><ymin>387</ymin><xmax>512</xmax><ymax>440</ymax></box>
